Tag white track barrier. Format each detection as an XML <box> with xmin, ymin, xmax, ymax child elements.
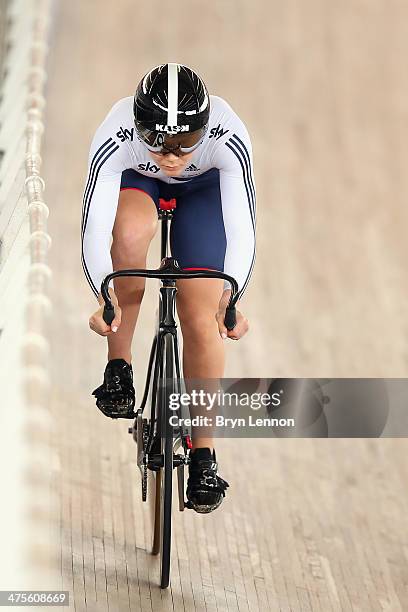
<box><xmin>0</xmin><ymin>0</ymin><xmax>55</xmax><ymax>590</ymax></box>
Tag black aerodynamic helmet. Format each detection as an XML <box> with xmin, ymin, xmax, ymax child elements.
<box><xmin>133</xmin><ymin>63</ymin><xmax>210</xmax><ymax>153</ymax></box>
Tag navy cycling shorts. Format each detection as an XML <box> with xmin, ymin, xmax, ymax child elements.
<box><xmin>120</xmin><ymin>168</ymin><xmax>226</xmax><ymax>272</ymax></box>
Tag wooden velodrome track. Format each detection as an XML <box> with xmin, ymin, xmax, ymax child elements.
<box><xmin>43</xmin><ymin>1</ymin><xmax>408</xmax><ymax>610</ymax></box>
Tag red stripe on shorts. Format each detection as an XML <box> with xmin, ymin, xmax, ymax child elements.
<box><xmin>183</xmin><ymin>267</ymin><xmax>216</xmax><ymax>271</ymax></box>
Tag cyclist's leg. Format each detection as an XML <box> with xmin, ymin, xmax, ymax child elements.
<box><xmin>108</xmin><ymin>172</ymin><xmax>159</xmax><ymax>364</ymax></box>
<box><xmin>177</xmin><ymin>279</ymin><xmax>225</xmax><ymax>376</ymax></box>
<box><xmin>176</xmin><ymin>277</ymin><xmax>225</xmax><ymax>449</ymax></box>
<box><xmin>171</xmin><ymin>170</ymin><xmax>227</xmax><ymax>450</ymax></box>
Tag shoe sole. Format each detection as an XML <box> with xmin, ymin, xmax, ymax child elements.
<box><xmin>185</xmin><ymin>499</ymin><xmax>223</xmax><ymax>513</ymax></box>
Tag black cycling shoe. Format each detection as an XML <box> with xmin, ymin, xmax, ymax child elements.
<box><xmin>92</xmin><ymin>359</ymin><xmax>136</xmax><ymax>419</ymax></box>
<box><xmin>186</xmin><ymin>447</ymin><xmax>229</xmax><ymax>514</ymax></box>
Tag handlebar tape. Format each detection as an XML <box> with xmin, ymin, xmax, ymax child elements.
<box><xmin>103</xmin><ymin>304</ymin><xmax>115</xmax><ymax>325</ymax></box>
<box><xmin>224</xmin><ymin>307</ymin><xmax>237</xmax><ymax>331</ymax></box>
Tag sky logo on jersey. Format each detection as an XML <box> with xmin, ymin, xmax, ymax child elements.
<box><xmin>155</xmin><ymin>124</ymin><xmax>190</xmax><ymax>133</ymax></box>
<box><xmin>185</xmin><ymin>164</ymin><xmax>200</xmax><ymax>172</ymax></box>
<box><xmin>138</xmin><ymin>161</ymin><xmax>160</xmax><ymax>173</ymax></box>
<box><xmin>209</xmin><ymin>124</ymin><xmax>229</xmax><ymax>140</ymax></box>
<box><xmin>116</xmin><ymin>126</ymin><xmax>134</xmax><ymax>142</ymax></box>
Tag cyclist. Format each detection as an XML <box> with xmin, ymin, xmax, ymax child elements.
<box><xmin>82</xmin><ymin>63</ymin><xmax>256</xmax><ymax>513</ymax></box>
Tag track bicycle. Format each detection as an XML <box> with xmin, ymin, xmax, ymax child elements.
<box><xmin>100</xmin><ymin>197</ymin><xmax>239</xmax><ymax>588</ymax></box>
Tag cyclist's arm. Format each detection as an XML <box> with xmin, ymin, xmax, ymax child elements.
<box><xmin>81</xmin><ymin>112</ymin><xmax>132</xmax><ymax>298</ymax></box>
<box><xmin>214</xmin><ymin>127</ymin><xmax>256</xmax><ymax>300</ymax></box>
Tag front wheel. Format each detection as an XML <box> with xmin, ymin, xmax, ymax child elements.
<box><xmin>151</xmin><ymin>333</ymin><xmax>175</xmax><ymax>588</ymax></box>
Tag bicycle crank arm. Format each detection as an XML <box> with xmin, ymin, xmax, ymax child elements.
<box><xmin>146</xmin><ymin>454</ymin><xmax>163</xmax><ymax>471</ymax></box>
<box><xmin>177</xmin><ymin>463</ymin><xmax>185</xmax><ymax>511</ymax></box>
<box><xmin>146</xmin><ymin>452</ymin><xmax>188</xmax><ymax>471</ymax></box>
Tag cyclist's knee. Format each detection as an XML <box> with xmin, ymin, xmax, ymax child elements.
<box><xmin>118</xmin><ymin>284</ymin><xmax>145</xmax><ymax>307</ymax></box>
<box><xmin>114</xmin><ymin>224</ymin><xmax>155</xmax><ymax>262</ymax></box>
<box><xmin>178</xmin><ymin>311</ymin><xmax>218</xmax><ymax>344</ymax></box>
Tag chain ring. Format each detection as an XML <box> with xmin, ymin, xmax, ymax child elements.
<box><xmin>141</xmin><ymin>419</ymin><xmax>150</xmax><ymax>501</ymax></box>
<box><xmin>142</xmin><ymin>464</ymin><xmax>148</xmax><ymax>501</ymax></box>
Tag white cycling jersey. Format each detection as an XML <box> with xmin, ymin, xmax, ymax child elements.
<box><xmin>81</xmin><ymin>95</ymin><xmax>256</xmax><ymax>299</ymax></box>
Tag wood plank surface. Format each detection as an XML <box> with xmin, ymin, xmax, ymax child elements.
<box><xmin>42</xmin><ymin>1</ymin><xmax>408</xmax><ymax>610</ymax></box>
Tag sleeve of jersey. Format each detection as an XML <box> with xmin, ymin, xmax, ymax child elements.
<box><xmin>217</xmin><ymin>130</ymin><xmax>256</xmax><ymax>300</ymax></box>
<box><xmin>81</xmin><ymin>129</ymin><xmax>130</xmax><ymax>299</ymax></box>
